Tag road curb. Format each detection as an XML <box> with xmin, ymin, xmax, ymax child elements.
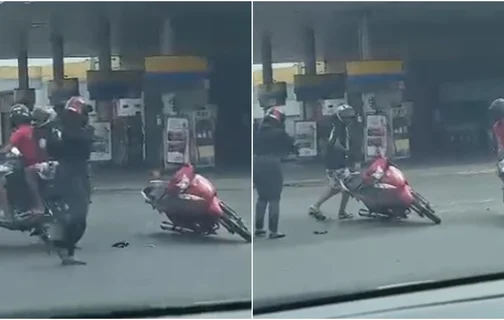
<box><xmin>283</xmin><ymin>179</ymin><xmax>324</xmax><ymax>187</ymax></box>
<box><xmin>93</xmin><ymin>187</ymin><xmax>140</xmax><ymax>192</ymax></box>
<box><xmin>282</xmin><ymin>168</ymin><xmax>497</xmax><ymax>188</ymax></box>
<box><xmin>93</xmin><ymin>186</ymin><xmax>250</xmax><ymax>192</ymax></box>
<box><xmin>93</xmin><ymin>167</ymin><xmax>497</xmax><ymax>191</ymax></box>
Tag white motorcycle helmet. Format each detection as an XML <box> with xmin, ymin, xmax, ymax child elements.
<box><xmin>32</xmin><ymin>106</ymin><xmax>57</xmax><ymax>128</ymax></box>
<box><xmin>335</xmin><ymin>104</ymin><xmax>356</xmax><ymax>122</ymax></box>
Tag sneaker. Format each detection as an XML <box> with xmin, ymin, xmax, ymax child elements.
<box><xmin>254</xmin><ymin>229</ymin><xmax>267</xmax><ymax>237</ymax></box>
<box><xmin>268</xmin><ymin>232</ymin><xmax>285</xmax><ymax>239</ymax></box>
<box><xmin>338</xmin><ymin>212</ymin><xmax>354</xmax><ymax>220</ymax></box>
<box><xmin>308</xmin><ymin>206</ymin><xmax>327</xmax><ymax>221</ymax></box>
<box><xmin>61</xmin><ymin>255</ymin><xmax>87</xmax><ymax>266</ymax></box>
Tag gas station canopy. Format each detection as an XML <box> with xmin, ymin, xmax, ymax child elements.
<box><xmin>0</xmin><ymin>2</ymin><xmax>249</xmax><ymax>59</ymax></box>
<box><xmin>253</xmin><ymin>2</ymin><xmax>504</xmax><ymax>64</ymax></box>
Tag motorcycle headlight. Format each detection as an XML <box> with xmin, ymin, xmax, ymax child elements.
<box><xmin>371</xmin><ymin>166</ymin><xmax>384</xmax><ymax>180</ymax></box>
<box><xmin>141</xmin><ymin>190</ymin><xmax>151</xmax><ymax>202</ymax></box>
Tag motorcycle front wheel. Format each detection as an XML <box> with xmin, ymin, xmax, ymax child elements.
<box><xmin>411</xmin><ymin>191</ymin><xmax>441</xmax><ymax>225</ymax></box>
<box><xmin>219</xmin><ymin>202</ymin><xmax>251</xmax><ymax>243</ymax></box>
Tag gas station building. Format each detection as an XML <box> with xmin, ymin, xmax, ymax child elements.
<box><xmin>0</xmin><ymin>2</ymin><xmax>251</xmax><ymax>169</ymax></box>
<box><xmin>254</xmin><ymin>2</ymin><xmax>504</xmax><ymax>160</ymax></box>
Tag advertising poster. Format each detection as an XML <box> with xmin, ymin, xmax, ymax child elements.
<box><xmin>162</xmin><ymin>93</ymin><xmax>176</xmax><ymax>116</ymax></box>
<box><xmin>365</xmin><ymin>113</ymin><xmax>388</xmax><ymax>160</ymax></box>
<box><xmin>192</xmin><ymin>110</ymin><xmax>215</xmax><ymax>168</ymax></box>
<box><xmin>294</xmin><ymin>120</ymin><xmax>318</xmax><ymax>157</ymax></box>
<box><xmin>391</xmin><ymin>104</ymin><xmax>411</xmax><ymax>159</ymax></box>
<box><xmin>89</xmin><ymin>121</ymin><xmax>112</xmax><ymax>162</ymax></box>
<box><xmin>165</xmin><ymin>117</ymin><xmax>190</xmax><ymax>164</ymax></box>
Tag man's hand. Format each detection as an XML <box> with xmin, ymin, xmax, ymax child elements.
<box><xmin>1</xmin><ymin>143</ymin><xmax>12</xmax><ymax>154</ymax></box>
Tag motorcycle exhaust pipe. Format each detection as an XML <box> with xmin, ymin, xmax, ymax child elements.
<box><xmin>0</xmin><ymin>220</ymin><xmax>16</xmax><ymax>231</ymax></box>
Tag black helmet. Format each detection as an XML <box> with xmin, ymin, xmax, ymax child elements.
<box><xmin>489</xmin><ymin>98</ymin><xmax>504</xmax><ymax>122</ymax></box>
<box><xmin>10</xmin><ymin>103</ymin><xmax>31</xmax><ymax>127</ymax></box>
<box><xmin>334</xmin><ymin>103</ymin><xmax>356</xmax><ymax>122</ymax></box>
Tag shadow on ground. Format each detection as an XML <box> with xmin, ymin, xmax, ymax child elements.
<box><xmin>136</xmin><ymin>231</ymin><xmax>250</xmax><ymax>246</ymax></box>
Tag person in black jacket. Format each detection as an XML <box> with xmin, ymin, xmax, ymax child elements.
<box><xmin>308</xmin><ymin>104</ymin><xmax>357</xmax><ymax>221</ymax></box>
<box><xmin>38</xmin><ymin>97</ymin><xmax>93</xmax><ymax>265</ymax></box>
<box><xmin>253</xmin><ymin>107</ymin><xmax>297</xmax><ymax>239</ymax></box>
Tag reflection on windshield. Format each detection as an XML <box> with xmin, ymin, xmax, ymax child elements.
<box><xmin>253</xmin><ymin>0</ymin><xmax>504</xmax><ymax>312</ymax></box>
<box><xmin>0</xmin><ymin>1</ymin><xmax>251</xmax><ymax>317</ymax></box>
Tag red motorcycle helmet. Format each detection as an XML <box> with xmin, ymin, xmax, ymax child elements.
<box><xmin>265</xmin><ymin>106</ymin><xmax>286</xmax><ymax>125</ymax></box>
<box><xmin>63</xmin><ymin>96</ymin><xmax>93</xmax><ymax>127</ymax></box>
<box><xmin>64</xmin><ymin>96</ymin><xmax>93</xmax><ymax>115</ymax></box>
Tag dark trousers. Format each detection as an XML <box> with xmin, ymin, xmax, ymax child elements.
<box><xmin>57</xmin><ymin>161</ymin><xmax>90</xmax><ymax>255</ymax></box>
<box><xmin>253</xmin><ymin>155</ymin><xmax>283</xmax><ymax>233</ymax></box>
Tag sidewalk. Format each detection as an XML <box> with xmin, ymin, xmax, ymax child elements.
<box><xmin>91</xmin><ymin>155</ymin><xmax>497</xmax><ymax>191</ymax></box>
<box><xmin>281</xmin><ymin>155</ymin><xmax>496</xmax><ymax>187</ymax></box>
<box><xmin>92</xmin><ymin>168</ymin><xmax>251</xmax><ymax>192</ymax></box>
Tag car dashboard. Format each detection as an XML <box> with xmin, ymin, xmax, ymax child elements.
<box><xmin>254</xmin><ymin>278</ymin><xmax>504</xmax><ymax>318</ymax></box>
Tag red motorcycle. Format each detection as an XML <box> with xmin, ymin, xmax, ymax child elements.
<box><xmin>141</xmin><ymin>164</ymin><xmax>251</xmax><ymax>242</ymax></box>
<box><xmin>342</xmin><ymin>156</ymin><xmax>441</xmax><ymax>224</ymax></box>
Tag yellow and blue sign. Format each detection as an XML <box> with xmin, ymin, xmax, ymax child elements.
<box><xmin>257</xmin><ymin>82</ymin><xmax>287</xmax><ymax>108</ymax></box>
<box><xmin>144</xmin><ymin>56</ymin><xmax>209</xmax><ymax>89</ymax></box>
<box><xmin>346</xmin><ymin>60</ymin><xmax>404</xmax><ymax>87</ymax></box>
<box><xmin>48</xmin><ymin>78</ymin><xmax>80</xmax><ymax>105</ymax></box>
<box><xmin>294</xmin><ymin>73</ymin><xmax>346</xmax><ymax>101</ymax></box>
<box><xmin>87</xmin><ymin>70</ymin><xmax>143</xmax><ymax>100</ymax></box>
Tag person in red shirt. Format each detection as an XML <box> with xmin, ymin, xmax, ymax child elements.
<box><xmin>489</xmin><ymin>98</ymin><xmax>504</xmax><ymax>205</ymax></box>
<box><xmin>166</xmin><ymin>163</ymin><xmax>195</xmax><ymax>196</ymax></box>
<box><xmin>0</xmin><ymin>104</ymin><xmax>47</xmax><ymax>217</ymax></box>
<box><xmin>490</xmin><ymin>99</ymin><xmax>504</xmax><ymax>155</ymax></box>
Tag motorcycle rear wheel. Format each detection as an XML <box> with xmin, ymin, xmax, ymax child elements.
<box><xmin>219</xmin><ymin>202</ymin><xmax>251</xmax><ymax>243</ymax></box>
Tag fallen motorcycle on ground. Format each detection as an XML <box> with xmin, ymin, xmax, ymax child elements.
<box><xmin>341</xmin><ymin>155</ymin><xmax>441</xmax><ymax>224</ymax></box>
<box><xmin>141</xmin><ymin>164</ymin><xmax>251</xmax><ymax>243</ymax></box>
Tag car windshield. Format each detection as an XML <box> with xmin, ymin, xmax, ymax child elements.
<box><xmin>0</xmin><ymin>1</ymin><xmax>251</xmax><ymax>317</ymax></box>
<box><xmin>253</xmin><ymin>0</ymin><xmax>504</xmax><ymax>310</ymax></box>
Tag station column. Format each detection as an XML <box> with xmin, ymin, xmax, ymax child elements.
<box><xmin>98</xmin><ymin>16</ymin><xmax>112</xmax><ymax>72</ymax></box>
<box><xmin>95</xmin><ymin>15</ymin><xmax>113</xmax><ymax>122</ymax></box>
<box><xmin>358</xmin><ymin>12</ymin><xmax>372</xmax><ymax>60</ymax></box>
<box><xmin>302</xmin><ymin>26</ymin><xmax>319</xmax><ymax>120</ymax></box>
<box><xmin>17</xmin><ymin>42</ymin><xmax>29</xmax><ymax>91</ymax></box>
<box><xmin>51</xmin><ymin>32</ymin><xmax>65</xmax><ymax>84</ymax></box>
<box><xmin>261</xmin><ymin>31</ymin><xmax>273</xmax><ymax>86</ymax></box>
<box><xmin>15</xmin><ymin>30</ymin><xmax>35</xmax><ymax>109</ymax></box>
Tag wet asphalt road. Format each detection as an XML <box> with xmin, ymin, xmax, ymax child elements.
<box><xmin>0</xmin><ymin>186</ymin><xmax>251</xmax><ymax>316</ymax></box>
<box><xmin>253</xmin><ymin>164</ymin><xmax>504</xmax><ymax>304</ymax></box>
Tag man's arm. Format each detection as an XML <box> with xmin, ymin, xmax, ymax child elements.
<box><xmin>282</xmin><ymin>131</ymin><xmax>298</xmax><ymax>155</ymax></box>
<box><xmin>328</xmin><ymin>126</ymin><xmax>348</xmax><ymax>154</ymax></box>
<box><xmin>2</xmin><ymin>129</ymin><xmax>23</xmax><ymax>153</ymax></box>
<box><xmin>1</xmin><ymin>143</ymin><xmax>13</xmax><ymax>154</ymax></box>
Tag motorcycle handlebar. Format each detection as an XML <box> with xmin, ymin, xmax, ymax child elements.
<box><xmin>0</xmin><ymin>152</ymin><xmax>19</xmax><ymax>161</ymax></box>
